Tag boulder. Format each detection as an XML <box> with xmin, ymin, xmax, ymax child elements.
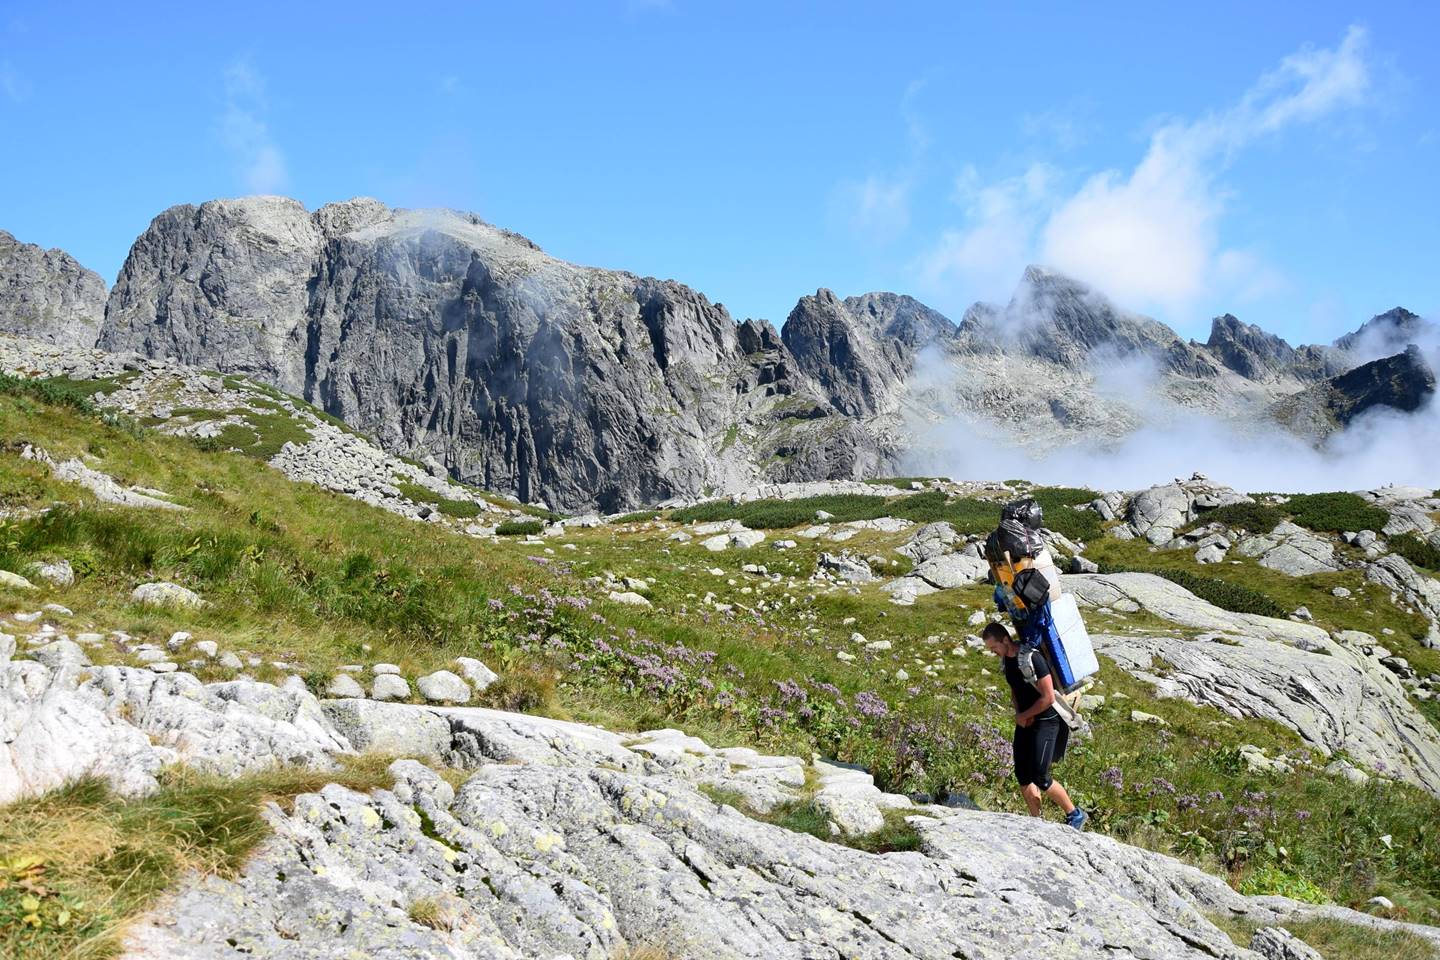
<box><xmin>0</xmin><ymin>570</ymin><xmax>36</xmax><ymax>591</ymax></box>
<box><xmin>30</xmin><ymin>559</ymin><xmax>75</xmax><ymax>587</ymax></box>
<box><xmin>608</xmin><ymin>590</ymin><xmax>652</xmax><ymax>607</ymax></box>
<box><xmin>455</xmin><ymin>656</ymin><xmax>499</xmax><ymax>691</ymax></box>
<box><xmin>370</xmin><ymin>674</ymin><xmax>411</xmax><ymax>702</ymax></box>
<box><xmin>912</xmin><ymin>553</ymin><xmax>988</xmax><ymax>590</ymax></box>
<box><xmin>324</xmin><ymin>674</ymin><xmax>365</xmax><ymax>698</ymax></box>
<box><xmin>416</xmin><ymin>670</ymin><xmax>472</xmax><ymax>705</ymax></box>
<box><xmin>131</xmin><ymin>581</ymin><xmax>207</xmax><ymax>609</ymax></box>
<box><xmin>816</xmin><ymin>552</ymin><xmax>874</xmax><ymax>584</ymax></box>
<box><xmin>1234</xmin><ymin>522</ymin><xmax>1340</xmax><ymax>576</ymax></box>
<box><xmin>897</xmin><ymin>522</ymin><xmax>963</xmax><ymax>563</ymax></box>
<box><xmin>1124</xmin><ymin>483</ymin><xmax>1192</xmax><ymax>544</ymax></box>
<box><xmin>320</xmin><ymin>699</ymin><xmax>451</xmax><ymax>756</ymax></box>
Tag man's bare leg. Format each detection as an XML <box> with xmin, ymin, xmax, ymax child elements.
<box><xmin>1046</xmin><ymin>780</ymin><xmax>1076</xmax><ymax>814</ymax></box>
<box><xmin>1021</xmin><ymin>783</ymin><xmax>1043</xmax><ymax>816</ymax></box>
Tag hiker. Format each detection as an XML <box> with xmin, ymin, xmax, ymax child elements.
<box><xmin>982</xmin><ymin>621</ymin><xmax>1088</xmax><ymax>830</ymax></box>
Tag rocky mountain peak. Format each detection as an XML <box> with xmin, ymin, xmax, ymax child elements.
<box><xmin>1204</xmin><ymin>312</ymin><xmax>1299</xmax><ymax>380</ymax></box>
<box><xmin>1334</xmin><ymin>306</ymin><xmax>1429</xmax><ymax>355</ymax></box>
<box><xmin>0</xmin><ymin>228</ymin><xmax>107</xmax><ymax>348</ymax></box>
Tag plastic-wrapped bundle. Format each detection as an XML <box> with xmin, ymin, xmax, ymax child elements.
<box><xmin>984</xmin><ymin>497</ymin><xmax>1045</xmax><ymax>562</ymax></box>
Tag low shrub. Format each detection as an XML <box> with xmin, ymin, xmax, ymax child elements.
<box><xmin>1097</xmin><ymin>563</ymin><xmax>1289</xmax><ymax>619</ymax></box>
<box><xmin>1390</xmin><ymin>533</ymin><xmax>1440</xmax><ymax>572</ymax></box>
<box><xmin>495</xmin><ymin>519</ymin><xmax>545</xmax><ymax>537</ymax></box>
<box><xmin>1282</xmin><ymin>492</ymin><xmax>1389</xmax><ymax>534</ymax></box>
<box><xmin>613</xmin><ymin>510</ymin><xmax>660</xmax><ymax>524</ymax></box>
<box><xmin>1187</xmin><ymin>501</ymin><xmax>1284</xmax><ymax>534</ymax></box>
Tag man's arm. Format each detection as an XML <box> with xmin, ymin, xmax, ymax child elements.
<box><xmin>1016</xmin><ymin>673</ymin><xmax>1056</xmax><ymax>727</ymax></box>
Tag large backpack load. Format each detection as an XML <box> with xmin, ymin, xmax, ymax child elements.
<box><xmin>987</xmin><ymin>495</ymin><xmax>1098</xmax><ymax>695</ymax></box>
<box><xmin>984</xmin><ymin>496</ymin><xmax>1045</xmax><ymax>564</ymax></box>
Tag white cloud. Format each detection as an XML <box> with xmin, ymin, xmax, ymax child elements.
<box><xmin>917</xmin><ymin>163</ymin><xmax>1056</xmax><ymax>302</ymax></box>
<box><xmin>220</xmin><ymin>59</ymin><xmax>289</xmax><ymax>195</ymax></box>
<box><xmin>835</xmin><ymin>173</ymin><xmax>912</xmax><ymax>243</ymax></box>
<box><xmin>921</xmin><ymin>26</ymin><xmax>1371</xmax><ymax>318</ymax></box>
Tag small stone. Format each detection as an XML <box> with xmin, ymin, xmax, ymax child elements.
<box><xmin>0</xmin><ymin>570</ymin><xmax>37</xmax><ymax>591</ymax></box>
<box><xmin>218</xmin><ymin>652</ymin><xmax>244</xmax><ymax>670</ymax></box>
<box><xmin>1130</xmin><ymin>710</ymin><xmax>1167</xmax><ymax>726</ymax></box>
<box><xmin>371</xmin><ymin>674</ymin><xmax>411</xmax><ymax>702</ymax></box>
<box><xmin>866</xmin><ymin>640</ymin><xmax>892</xmax><ymax>652</ymax></box>
<box><xmin>1291</xmin><ymin>606</ymin><xmax>1312</xmax><ymax>621</ymax></box>
<box><xmin>325</xmin><ymin>674</ymin><xmax>365</xmax><ymax>698</ymax></box>
<box><xmin>455</xmin><ymin>656</ymin><xmax>498</xmax><ymax>691</ymax></box>
<box><xmin>417</xmin><ymin>670</ymin><xmax>472</xmax><ymax>704</ymax></box>
<box><xmin>373</xmin><ymin>663</ymin><xmax>401</xmax><ymax>675</ymax></box>
<box><xmin>135</xmin><ymin>649</ymin><xmax>169</xmax><ymax>663</ymax></box>
<box><xmin>149</xmin><ymin>661</ymin><xmax>179</xmax><ymax>673</ymax></box>
<box><xmin>194</xmin><ymin>640</ymin><xmax>218</xmax><ymax>657</ymax></box>
<box><xmin>31</xmin><ymin>559</ymin><xmax>75</xmax><ymax>587</ymax></box>
<box><xmin>967</xmin><ymin>610</ymin><xmax>986</xmax><ymax>626</ymax></box>
<box><xmin>837</xmin><ymin>651</ymin><xmax>856</xmax><ymax>662</ymax></box>
<box><xmin>608</xmin><ymin>590</ymin><xmax>652</xmax><ymax>607</ymax></box>
<box><xmin>1332</xmin><ymin>586</ymin><xmax>1352</xmax><ymax>598</ymax></box>
<box><xmin>1368</xmin><ymin>895</ymin><xmax>1395</xmax><ymax>910</ymax></box>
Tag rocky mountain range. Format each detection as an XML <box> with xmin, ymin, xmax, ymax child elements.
<box><xmin>1</xmin><ymin>197</ymin><xmax>1435</xmax><ymax>510</ymax></box>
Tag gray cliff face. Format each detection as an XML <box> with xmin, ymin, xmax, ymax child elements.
<box><xmin>780</xmin><ymin>289</ymin><xmax>922</xmax><ymax>417</ymax></box>
<box><xmin>0</xmin><ymin>229</ymin><xmax>107</xmax><ymax>348</ymax></box>
<box><xmin>1269</xmin><ymin>345</ymin><xmax>1437</xmax><ymax>438</ymax></box>
<box><xmin>99</xmin><ymin>197</ymin><xmax>881</xmax><ymax>511</ymax></box>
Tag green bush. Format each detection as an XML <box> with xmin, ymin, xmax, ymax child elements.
<box><xmin>1097</xmin><ymin>562</ymin><xmax>1288</xmax><ymax>619</ymax></box>
<box><xmin>613</xmin><ymin>510</ymin><xmax>659</xmax><ymax>524</ymax></box>
<box><xmin>1390</xmin><ymin>533</ymin><xmax>1440</xmax><ymax>572</ymax></box>
<box><xmin>394</xmin><ymin>481</ymin><xmax>481</xmax><ymax>519</ymax></box>
<box><xmin>496</xmin><ymin>519</ymin><xmax>544</xmax><ymax>537</ymax></box>
<box><xmin>1186</xmin><ymin>500</ymin><xmax>1284</xmax><ymax>534</ymax></box>
<box><xmin>671</xmin><ymin>494</ymin><xmax>891</xmax><ymax>529</ymax></box>
<box><xmin>1282</xmin><ymin>492</ymin><xmax>1389</xmax><ymax>534</ymax></box>
<box><xmin>0</xmin><ymin>373</ymin><xmax>97</xmax><ymax>413</ymax></box>
<box><xmin>1031</xmin><ymin>487</ymin><xmax>1101</xmax><ymax>508</ymax></box>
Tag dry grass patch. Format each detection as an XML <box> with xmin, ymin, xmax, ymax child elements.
<box><xmin>0</xmin><ymin>758</ymin><xmax>396</xmax><ymax>960</ymax></box>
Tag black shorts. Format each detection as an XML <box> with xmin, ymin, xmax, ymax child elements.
<box><xmin>1013</xmin><ymin>715</ymin><xmax>1069</xmax><ymax>790</ymax></box>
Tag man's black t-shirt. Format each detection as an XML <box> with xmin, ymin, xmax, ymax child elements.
<box><xmin>1002</xmin><ymin>652</ymin><xmax>1058</xmax><ymax>720</ymax></box>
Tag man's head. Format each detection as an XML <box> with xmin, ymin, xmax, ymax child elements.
<box><xmin>982</xmin><ymin>621</ymin><xmax>1017</xmax><ymax>656</ymax></box>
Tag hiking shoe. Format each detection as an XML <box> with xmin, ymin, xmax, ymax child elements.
<box><xmin>1066</xmin><ymin>808</ymin><xmax>1088</xmax><ymax>831</ymax></box>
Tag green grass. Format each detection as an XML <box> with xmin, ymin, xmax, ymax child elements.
<box><xmin>3</xmin><ymin>386</ymin><xmax>1440</xmax><ymax>925</ymax></box>
<box><xmin>0</xmin><ymin>760</ymin><xmax>396</xmax><ymax>960</ymax></box>
<box><xmin>1209</xmin><ymin>913</ymin><xmax>1438</xmax><ymax>960</ymax></box>
<box><xmin>393</xmin><ymin>481</ymin><xmax>482</xmax><ymax>519</ymax></box>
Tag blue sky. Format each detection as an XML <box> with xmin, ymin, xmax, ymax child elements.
<box><xmin>1</xmin><ymin>1</ymin><xmax>1436</xmax><ymax>343</ymax></box>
